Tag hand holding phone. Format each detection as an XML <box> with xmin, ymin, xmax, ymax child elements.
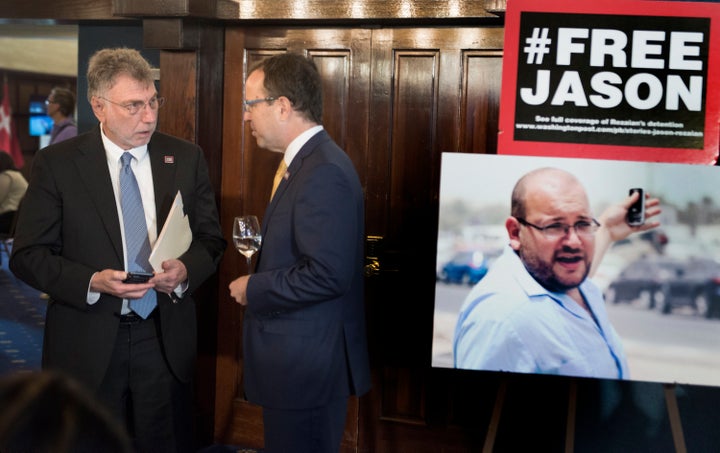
<box><xmin>626</xmin><ymin>188</ymin><xmax>645</xmax><ymax>226</ymax></box>
<box><xmin>123</xmin><ymin>271</ymin><xmax>154</xmax><ymax>284</ymax></box>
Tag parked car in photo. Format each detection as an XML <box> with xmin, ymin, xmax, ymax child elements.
<box><xmin>656</xmin><ymin>257</ymin><xmax>720</xmax><ymax>317</ymax></box>
<box><xmin>438</xmin><ymin>249</ymin><xmax>496</xmax><ymax>285</ymax></box>
<box><xmin>604</xmin><ymin>256</ymin><xmax>681</xmax><ymax>309</ymax></box>
<box><xmin>605</xmin><ymin>255</ymin><xmax>720</xmax><ymax>318</ymax></box>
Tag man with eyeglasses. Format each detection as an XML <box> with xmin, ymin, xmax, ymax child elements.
<box><xmin>453</xmin><ymin>167</ymin><xmax>660</xmax><ymax>379</ymax></box>
<box><xmin>229</xmin><ymin>53</ymin><xmax>370</xmax><ymax>453</ymax></box>
<box><xmin>46</xmin><ymin>87</ymin><xmax>77</xmax><ymax>145</ymax></box>
<box><xmin>10</xmin><ymin>48</ymin><xmax>226</xmax><ymax>452</ymax></box>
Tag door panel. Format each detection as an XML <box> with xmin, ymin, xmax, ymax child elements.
<box><xmin>462</xmin><ymin>51</ymin><xmax>503</xmax><ymax>153</ymax></box>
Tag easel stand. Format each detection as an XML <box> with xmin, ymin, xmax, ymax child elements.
<box><xmin>482</xmin><ymin>378</ymin><xmax>688</xmax><ymax>452</ymax></box>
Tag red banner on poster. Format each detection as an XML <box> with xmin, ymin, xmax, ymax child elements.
<box><xmin>498</xmin><ymin>0</ymin><xmax>720</xmax><ymax>164</ymax></box>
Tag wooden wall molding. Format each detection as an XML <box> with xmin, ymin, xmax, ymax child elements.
<box><xmin>225</xmin><ymin>1</ymin><xmax>500</xmax><ymax>20</ymax></box>
<box><xmin>484</xmin><ymin>0</ymin><xmax>507</xmax><ymax>15</ymax></box>
<box><xmin>143</xmin><ymin>18</ymin><xmax>198</xmax><ymax>49</ymax></box>
<box><xmin>113</xmin><ymin>0</ymin><xmax>502</xmax><ymax>21</ymax></box>
<box><xmin>113</xmin><ymin>0</ymin><xmax>238</xmax><ymax>18</ymax></box>
<box><xmin>1</xmin><ymin>1</ymin><xmax>505</xmax><ymax>32</ymax></box>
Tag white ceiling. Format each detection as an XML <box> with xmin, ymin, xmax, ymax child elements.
<box><xmin>0</xmin><ymin>24</ymin><xmax>78</xmax><ymax>77</ymax></box>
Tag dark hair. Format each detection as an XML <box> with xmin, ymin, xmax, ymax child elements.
<box><xmin>0</xmin><ymin>372</ymin><xmax>132</xmax><ymax>453</ymax></box>
<box><xmin>0</xmin><ymin>151</ymin><xmax>17</xmax><ymax>173</ymax></box>
<box><xmin>251</xmin><ymin>53</ymin><xmax>323</xmax><ymax>124</ymax></box>
<box><xmin>50</xmin><ymin>87</ymin><xmax>76</xmax><ymax>117</ymax></box>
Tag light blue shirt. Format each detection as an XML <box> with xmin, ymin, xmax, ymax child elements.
<box><xmin>453</xmin><ymin>246</ymin><xmax>629</xmax><ymax>379</ymax></box>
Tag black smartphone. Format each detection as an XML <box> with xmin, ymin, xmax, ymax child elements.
<box><xmin>627</xmin><ymin>188</ymin><xmax>645</xmax><ymax>226</ymax></box>
<box><xmin>123</xmin><ymin>271</ymin><xmax>154</xmax><ymax>284</ymax></box>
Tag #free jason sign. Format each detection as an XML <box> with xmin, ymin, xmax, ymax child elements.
<box><xmin>498</xmin><ymin>0</ymin><xmax>720</xmax><ymax>163</ymax></box>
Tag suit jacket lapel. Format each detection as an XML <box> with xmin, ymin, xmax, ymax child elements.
<box><xmin>74</xmin><ymin>128</ymin><xmax>124</xmax><ymax>265</ymax></box>
<box><xmin>148</xmin><ymin>139</ymin><xmax>177</xmax><ymax>235</ymax></box>
<box><xmin>260</xmin><ymin>130</ymin><xmax>329</xmax><ymax>246</ymax></box>
<box><xmin>256</xmin><ymin>130</ymin><xmax>328</xmax><ymax>268</ymax></box>
<box><xmin>265</xmin><ymin>130</ymin><xmax>329</xmax><ymax>212</ymax></box>
<box><xmin>72</xmin><ymin>129</ymin><xmax>178</xmax><ymax>266</ymax></box>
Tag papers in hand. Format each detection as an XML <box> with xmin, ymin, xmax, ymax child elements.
<box><xmin>149</xmin><ymin>190</ymin><xmax>192</xmax><ymax>272</ymax></box>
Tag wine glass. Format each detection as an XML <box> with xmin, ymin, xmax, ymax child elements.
<box><xmin>233</xmin><ymin>215</ymin><xmax>262</xmax><ymax>274</ymax></box>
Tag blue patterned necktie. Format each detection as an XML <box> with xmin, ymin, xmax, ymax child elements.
<box><xmin>120</xmin><ymin>152</ymin><xmax>156</xmax><ymax>318</ymax></box>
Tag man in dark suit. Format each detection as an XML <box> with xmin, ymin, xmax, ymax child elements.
<box><xmin>10</xmin><ymin>48</ymin><xmax>226</xmax><ymax>453</ymax></box>
<box><xmin>229</xmin><ymin>53</ymin><xmax>371</xmax><ymax>453</ymax></box>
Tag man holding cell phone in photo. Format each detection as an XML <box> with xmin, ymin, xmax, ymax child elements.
<box><xmin>453</xmin><ymin>168</ymin><xmax>660</xmax><ymax>379</ymax></box>
<box><xmin>9</xmin><ymin>48</ymin><xmax>225</xmax><ymax>453</ymax></box>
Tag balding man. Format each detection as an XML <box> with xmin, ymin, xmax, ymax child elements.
<box><xmin>453</xmin><ymin>167</ymin><xmax>659</xmax><ymax>379</ymax></box>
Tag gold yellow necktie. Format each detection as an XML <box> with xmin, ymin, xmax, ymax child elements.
<box><xmin>270</xmin><ymin>159</ymin><xmax>288</xmax><ymax>200</ymax></box>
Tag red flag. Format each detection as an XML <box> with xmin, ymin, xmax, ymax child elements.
<box><xmin>0</xmin><ymin>81</ymin><xmax>24</xmax><ymax>168</ymax></box>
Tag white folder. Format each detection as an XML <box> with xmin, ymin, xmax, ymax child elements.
<box><xmin>149</xmin><ymin>190</ymin><xmax>192</xmax><ymax>272</ymax></box>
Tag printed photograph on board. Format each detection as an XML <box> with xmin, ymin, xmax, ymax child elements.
<box><xmin>432</xmin><ymin>153</ymin><xmax>720</xmax><ymax>386</ymax></box>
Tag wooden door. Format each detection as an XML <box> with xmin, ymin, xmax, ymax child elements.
<box><xmin>216</xmin><ymin>25</ymin><xmax>506</xmax><ymax>452</ymax></box>
<box><xmin>362</xmin><ymin>27</ymin><xmax>505</xmax><ymax>452</ymax></box>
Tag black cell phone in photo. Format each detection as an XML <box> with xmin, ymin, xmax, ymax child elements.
<box><xmin>627</xmin><ymin>188</ymin><xmax>645</xmax><ymax>226</ymax></box>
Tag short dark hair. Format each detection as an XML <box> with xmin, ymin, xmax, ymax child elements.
<box><xmin>250</xmin><ymin>53</ymin><xmax>323</xmax><ymax>124</ymax></box>
<box><xmin>50</xmin><ymin>87</ymin><xmax>76</xmax><ymax>117</ymax></box>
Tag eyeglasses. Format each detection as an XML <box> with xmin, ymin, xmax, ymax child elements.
<box><xmin>45</xmin><ymin>99</ymin><xmax>56</xmax><ymax>105</ymax></box>
<box><xmin>242</xmin><ymin>97</ymin><xmax>276</xmax><ymax>112</ymax></box>
<box><xmin>516</xmin><ymin>217</ymin><xmax>601</xmax><ymax>239</ymax></box>
<box><xmin>99</xmin><ymin>96</ymin><xmax>165</xmax><ymax>115</ymax></box>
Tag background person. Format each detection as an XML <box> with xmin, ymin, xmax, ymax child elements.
<box><xmin>0</xmin><ymin>150</ymin><xmax>27</xmax><ymax>234</ymax></box>
<box><xmin>46</xmin><ymin>86</ymin><xmax>78</xmax><ymax>145</ymax></box>
<box><xmin>453</xmin><ymin>167</ymin><xmax>660</xmax><ymax>379</ymax></box>
<box><xmin>10</xmin><ymin>47</ymin><xmax>226</xmax><ymax>453</ymax></box>
<box><xmin>228</xmin><ymin>53</ymin><xmax>371</xmax><ymax>453</ymax></box>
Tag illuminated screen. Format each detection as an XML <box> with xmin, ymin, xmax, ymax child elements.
<box><xmin>29</xmin><ymin>115</ymin><xmax>53</xmax><ymax>136</ymax></box>
<box><xmin>432</xmin><ymin>153</ymin><xmax>720</xmax><ymax>386</ymax></box>
<box><xmin>28</xmin><ymin>97</ymin><xmax>52</xmax><ymax>137</ymax></box>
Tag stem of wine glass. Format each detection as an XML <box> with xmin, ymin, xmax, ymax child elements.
<box><xmin>246</xmin><ymin>256</ymin><xmax>253</xmax><ymax>275</ymax></box>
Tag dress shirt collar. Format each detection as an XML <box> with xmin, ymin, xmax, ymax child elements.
<box><xmin>100</xmin><ymin>124</ymin><xmax>149</xmax><ymax>165</ymax></box>
<box><xmin>504</xmin><ymin>246</ymin><xmax>594</xmax><ymax>319</ymax></box>
<box><xmin>282</xmin><ymin>125</ymin><xmax>323</xmax><ymax>166</ymax></box>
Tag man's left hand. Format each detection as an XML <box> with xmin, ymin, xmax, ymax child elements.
<box><xmin>151</xmin><ymin>259</ymin><xmax>188</xmax><ymax>294</ymax></box>
<box><xmin>598</xmin><ymin>191</ymin><xmax>661</xmax><ymax>242</ymax></box>
<box><xmin>229</xmin><ymin>275</ymin><xmax>250</xmax><ymax>306</ymax></box>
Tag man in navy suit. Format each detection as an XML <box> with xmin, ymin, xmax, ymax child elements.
<box><xmin>10</xmin><ymin>48</ymin><xmax>226</xmax><ymax>452</ymax></box>
<box><xmin>229</xmin><ymin>53</ymin><xmax>371</xmax><ymax>453</ymax></box>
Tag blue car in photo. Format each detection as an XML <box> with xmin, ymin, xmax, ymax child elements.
<box><xmin>438</xmin><ymin>250</ymin><xmax>493</xmax><ymax>285</ymax></box>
